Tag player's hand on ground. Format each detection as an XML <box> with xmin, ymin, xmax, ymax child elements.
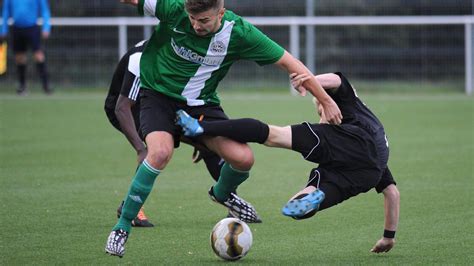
<box><xmin>370</xmin><ymin>237</ymin><xmax>395</xmax><ymax>253</ymax></box>
<box><xmin>137</xmin><ymin>148</ymin><xmax>147</xmax><ymax>164</ymax></box>
<box><xmin>120</xmin><ymin>0</ymin><xmax>139</xmax><ymax>5</ymax></box>
<box><xmin>320</xmin><ymin>98</ymin><xmax>342</xmax><ymax>125</ymax></box>
<box><xmin>289</xmin><ymin>73</ymin><xmax>310</xmax><ymax>96</ymax></box>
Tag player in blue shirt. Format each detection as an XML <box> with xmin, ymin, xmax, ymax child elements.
<box><xmin>1</xmin><ymin>0</ymin><xmax>52</xmax><ymax>95</ymax></box>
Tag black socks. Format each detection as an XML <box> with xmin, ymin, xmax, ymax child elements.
<box><xmin>201</xmin><ymin>118</ymin><xmax>270</xmax><ymax>144</ymax></box>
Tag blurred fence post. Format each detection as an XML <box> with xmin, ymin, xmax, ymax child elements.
<box><xmin>144</xmin><ymin>25</ymin><xmax>152</xmax><ymax>40</ymax></box>
<box><xmin>118</xmin><ymin>18</ymin><xmax>127</xmax><ymax>59</ymax></box>
<box><xmin>306</xmin><ymin>0</ymin><xmax>315</xmax><ymax>73</ymax></box>
<box><xmin>466</xmin><ymin>21</ymin><xmax>473</xmax><ymax>95</ymax></box>
<box><xmin>290</xmin><ymin>23</ymin><xmax>300</xmax><ymax>95</ymax></box>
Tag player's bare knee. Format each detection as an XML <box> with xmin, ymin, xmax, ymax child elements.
<box><xmin>34</xmin><ymin>51</ymin><xmax>45</xmax><ymax>62</ymax></box>
<box><xmin>236</xmin><ymin>153</ymin><xmax>254</xmax><ymax>170</ymax></box>
<box><xmin>146</xmin><ymin>148</ymin><xmax>172</xmax><ymax>169</ymax></box>
<box><xmin>226</xmin><ymin>147</ymin><xmax>254</xmax><ymax>171</ymax></box>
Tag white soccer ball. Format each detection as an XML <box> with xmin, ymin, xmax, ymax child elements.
<box><xmin>210</xmin><ymin>218</ymin><xmax>253</xmax><ymax>261</ymax></box>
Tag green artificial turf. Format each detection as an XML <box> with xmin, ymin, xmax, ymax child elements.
<box><xmin>0</xmin><ymin>91</ymin><xmax>473</xmax><ymax>265</ymax></box>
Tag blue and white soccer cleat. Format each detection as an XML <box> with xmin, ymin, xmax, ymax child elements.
<box><xmin>281</xmin><ymin>190</ymin><xmax>325</xmax><ymax>218</ymax></box>
<box><xmin>176</xmin><ymin>110</ymin><xmax>204</xmax><ymax>137</ymax></box>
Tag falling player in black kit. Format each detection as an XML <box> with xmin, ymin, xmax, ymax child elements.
<box><xmin>104</xmin><ymin>40</ymin><xmax>225</xmax><ymax>227</ymax></box>
<box><xmin>176</xmin><ymin>72</ymin><xmax>400</xmax><ymax>253</ymax></box>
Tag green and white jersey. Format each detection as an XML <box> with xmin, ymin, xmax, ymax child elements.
<box><xmin>138</xmin><ymin>0</ymin><xmax>285</xmax><ymax>106</ymax></box>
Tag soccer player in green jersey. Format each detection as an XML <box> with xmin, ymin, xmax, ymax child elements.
<box><xmin>106</xmin><ymin>0</ymin><xmax>343</xmax><ymax>257</ymax></box>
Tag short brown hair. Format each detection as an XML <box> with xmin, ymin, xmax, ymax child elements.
<box><xmin>185</xmin><ymin>0</ymin><xmax>223</xmax><ymax>14</ymax></box>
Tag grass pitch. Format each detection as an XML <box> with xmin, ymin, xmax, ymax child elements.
<box><xmin>0</xmin><ymin>91</ymin><xmax>473</xmax><ymax>265</ymax></box>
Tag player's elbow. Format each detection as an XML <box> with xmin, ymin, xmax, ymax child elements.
<box><xmin>275</xmin><ymin>51</ymin><xmax>297</xmax><ymax>72</ymax></box>
<box><xmin>315</xmin><ymin>73</ymin><xmax>341</xmax><ymax>90</ymax></box>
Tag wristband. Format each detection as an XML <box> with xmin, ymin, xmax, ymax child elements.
<box><xmin>383</xmin><ymin>230</ymin><xmax>396</xmax><ymax>239</ymax></box>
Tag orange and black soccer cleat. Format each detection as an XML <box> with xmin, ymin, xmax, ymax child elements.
<box><xmin>116</xmin><ymin>201</ymin><xmax>154</xmax><ymax>227</ymax></box>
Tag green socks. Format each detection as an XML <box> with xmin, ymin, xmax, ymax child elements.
<box><xmin>113</xmin><ymin>160</ymin><xmax>160</xmax><ymax>233</ymax></box>
<box><xmin>213</xmin><ymin>162</ymin><xmax>249</xmax><ymax>202</ymax></box>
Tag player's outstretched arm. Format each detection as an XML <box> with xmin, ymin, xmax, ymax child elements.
<box><xmin>291</xmin><ymin>73</ymin><xmax>341</xmax><ymax>92</ymax></box>
<box><xmin>275</xmin><ymin>51</ymin><xmax>342</xmax><ymax>125</ymax></box>
<box><xmin>371</xmin><ymin>184</ymin><xmax>400</xmax><ymax>253</ymax></box>
<box><xmin>120</xmin><ymin>0</ymin><xmax>138</xmax><ymax>6</ymax></box>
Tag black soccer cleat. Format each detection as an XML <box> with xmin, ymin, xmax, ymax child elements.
<box><xmin>208</xmin><ymin>187</ymin><xmax>262</xmax><ymax>223</ymax></box>
<box><xmin>105</xmin><ymin>229</ymin><xmax>128</xmax><ymax>258</ymax></box>
<box><xmin>117</xmin><ymin>201</ymin><xmax>154</xmax><ymax>227</ymax></box>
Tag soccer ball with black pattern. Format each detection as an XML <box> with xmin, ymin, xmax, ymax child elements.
<box><xmin>210</xmin><ymin>218</ymin><xmax>253</xmax><ymax>261</ymax></box>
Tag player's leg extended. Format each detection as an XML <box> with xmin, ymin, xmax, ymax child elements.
<box><xmin>115</xmin><ymin>157</ymin><xmax>155</xmax><ymax>228</ymax></box>
<box><xmin>115</xmin><ymin>132</ymin><xmax>173</xmax><ymax>231</ymax></box>
<box><xmin>177</xmin><ymin>110</ymin><xmax>295</xmax><ymax>149</ymax></box>
<box><xmin>176</xmin><ymin>110</ymin><xmax>269</xmax><ymax>143</ymax></box>
<box><xmin>106</xmin><ymin>131</ymin><xmax>173</xmax><ymax>257</ymax></box>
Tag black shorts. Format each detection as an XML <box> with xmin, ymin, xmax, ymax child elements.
<box><xmin>305</xmin><ymin>167</ymin><xmax>381</xmax><ymax>211</ymax></box>
<box><xmin>12</xmin><ymin>26</ymin><xmax>42</xmax><ymax>53</ymax></box>
<box><xmin>291</xmin><ymin>122</ymin><xmax>380</xmax><ymax>171</ymax></box>
<box><xmin>140</xmin><ymin>89</ymin><xmax>228</xmax><ymax>147</ymax></box>
<box><xmin>372</xmin><ymin>128</ymin><xmax>390</xmax><ymax>169</ymax></box>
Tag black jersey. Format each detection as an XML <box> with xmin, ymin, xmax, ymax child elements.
<box><xmin>104</xmin><ymin>40</ymin><xmax>147</xmax><ymax>132</ymax></box>
<box><xmin>330</xmin><ymin>72</ymin><xmax>389</xmax><ymax>168</ymax></box>
<box><xmin>330</xmin><ymin>73</ymin><xmax>384</xmax><ymax>135</ymax></box>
